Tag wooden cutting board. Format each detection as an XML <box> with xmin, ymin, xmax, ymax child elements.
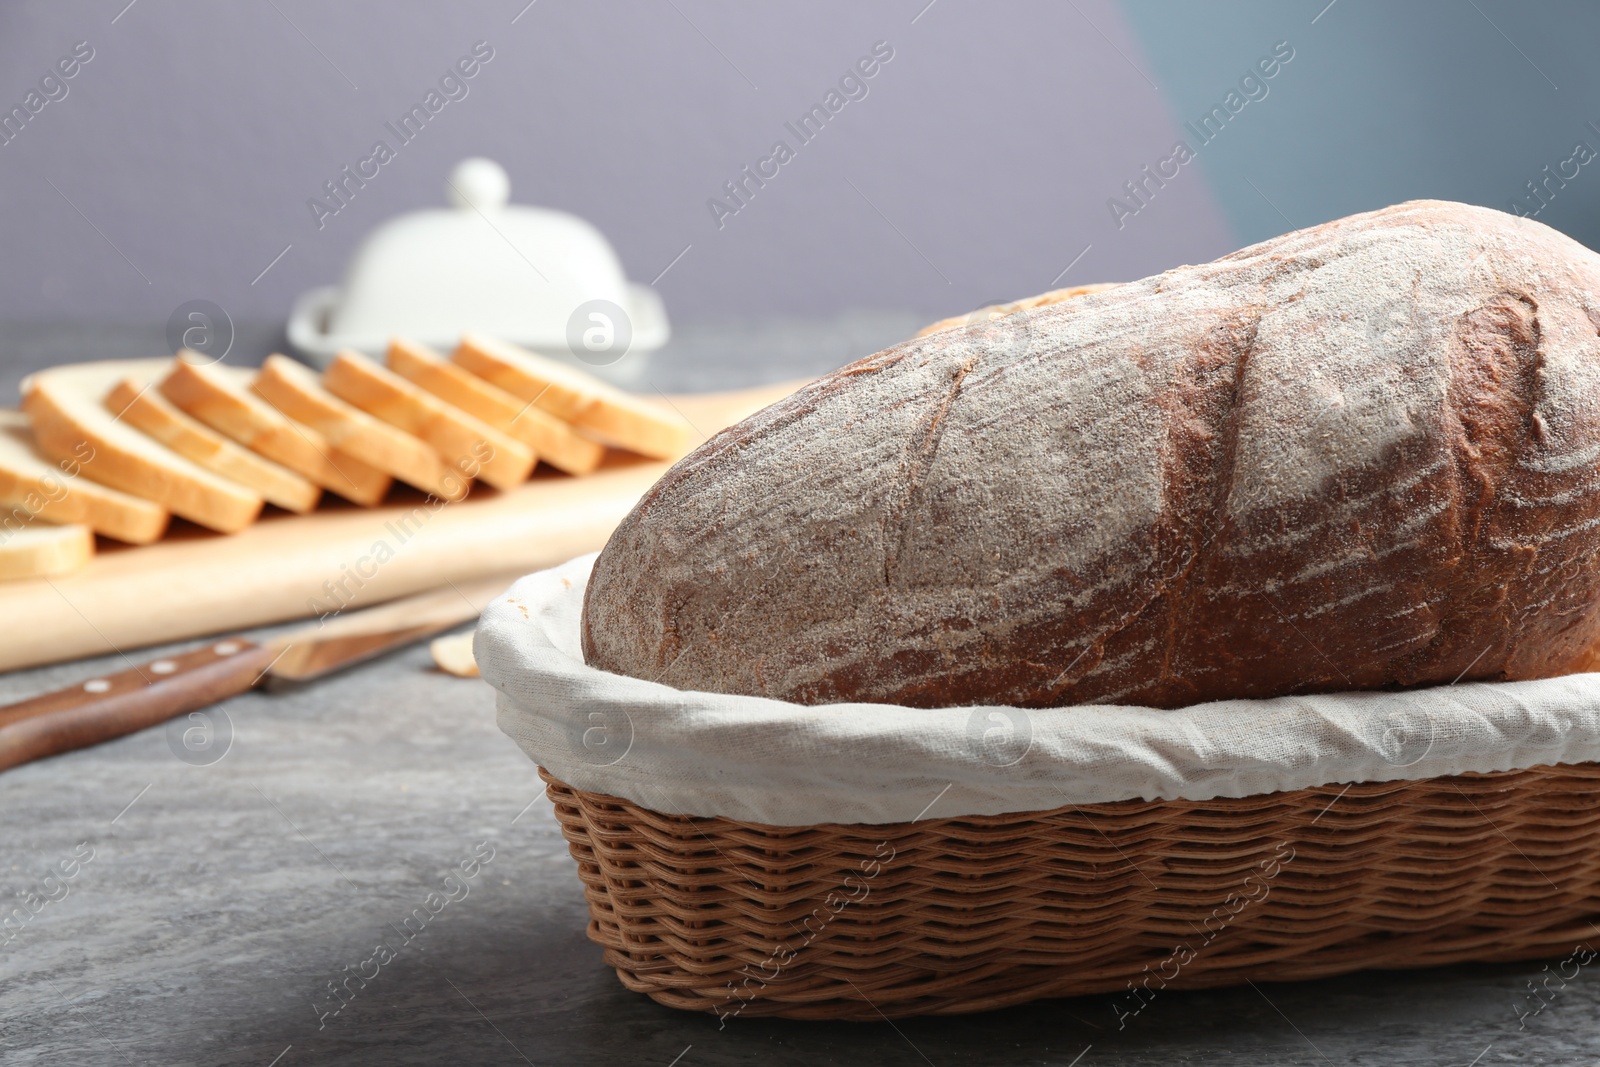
<box><xmin>0</xmin><ymin>379</ymin><xmax>802</xmax><ymax>672</ymax></box>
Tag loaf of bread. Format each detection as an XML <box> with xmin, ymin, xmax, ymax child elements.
<box><xmin>582</xmin><ymin>201</ymin><xmax>1600</xmax><ymax>709</ymax></box>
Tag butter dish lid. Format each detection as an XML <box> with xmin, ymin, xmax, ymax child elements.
<box><xmin>288</xmin><ymin>157</ymin><xmax>668</xmax><ymax>371</ymax></box>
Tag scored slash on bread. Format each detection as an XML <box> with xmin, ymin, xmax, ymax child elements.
<box><xmin>159</xmin><ymin>354</ymin><xmax>392</xmax><ymax>507</ymax></box>
<box><xmin>322</xmin><ymin>349</ymin><xmax>535</xmax><ymax>491</ymax></box>
<box><xmin>22</xmin><ymin>360</ymin><xmax>264</xmax><ymax>534</ymax></box>
<box><xmin>453</xmin><ymin>332</ymin><xmax>693</xmax><ymax>460</ymax></box>
<box><xmin>252</xmin><ymin>355</ymin><xmax>469</xmax><ymax>501</ymax></box>
<box><xmin>386</xmin><ymin>338</ymin><xmax>605</xmax><ymax>476</ymax></box>
<box><xmin>0</xmin><ymin>510</ymin><xmax>94</xmax><ymax>580</ymax></box>
<box><xmin>105</xmin><ymin>373</ymin><xmax>321</xmax><ymax>514</ymax></box>
<box><xmin>0</xmin><ymin>410</ymin><xmax>168</xmax><ymax>544</ymax></box>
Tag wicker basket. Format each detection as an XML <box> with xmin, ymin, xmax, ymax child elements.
<box><xmin>542</xmin><ymin>762</ymin><xmax>1600</xmax><ymax>1021</ymax></box>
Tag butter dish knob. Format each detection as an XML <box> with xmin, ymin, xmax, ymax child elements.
<box><xmin>447</xmin><ymin>157</ymin><xmax>510</xmax><ymax>211</ymax></box>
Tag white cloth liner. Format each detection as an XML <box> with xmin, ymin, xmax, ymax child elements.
<box><xmin>477</xmin><ymin>553</ymin><xmax>1600</xmax><ymax>827</ymax></box>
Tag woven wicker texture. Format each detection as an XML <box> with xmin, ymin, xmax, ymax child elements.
<box><xmin>542</xmin><ymin>763</ymin><xmax>1600</xmax><ymax>1021</ymax></box>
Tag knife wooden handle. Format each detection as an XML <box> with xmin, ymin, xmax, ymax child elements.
<box><xmin>0</xmin><ymin>639</ymin><xmax>277</xmax><ymax>772</ymax></box>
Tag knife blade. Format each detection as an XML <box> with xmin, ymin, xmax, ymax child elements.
<box><xmin>0</xmin><ymin>574</ymin><xmax>520</xmax><ymax>773</ymax></box>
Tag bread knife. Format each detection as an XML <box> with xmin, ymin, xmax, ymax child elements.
<box><xmin>0</xmin><ymin>574</ymin><xmax>519</xmax><ymax>773</ymax></box>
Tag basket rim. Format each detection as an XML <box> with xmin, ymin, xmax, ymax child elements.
<box><xmin>480</xmin><ymin>554</ymin><xmax>1600</xmax><ymax>827</ymax></box>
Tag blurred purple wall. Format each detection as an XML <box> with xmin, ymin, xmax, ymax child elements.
<box><xmin>0</xmin><ymin>0</ymin><xmax>1233</xmax><ymax>330</ymax></box>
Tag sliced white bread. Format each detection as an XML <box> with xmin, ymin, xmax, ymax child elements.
<box><xmin>452</xmin><ymin>332</ymin><xmax>692</xmax><ymax>460</ymax></box>
<box><xmin>386</xmin><ymin>338</ymin><xmax>606</xmax><ymax>476</ymax></box>
<box><xmin>159</xmin><ymin>354</ymin><xmax>392</xmax><ymax>506</ymax></box>
<box><xmin>0</xmin><ymin>510</ymin><xmax>94</xmax><ymax>580</ymax></box>
<box><xmin>429</xmin><ymin>629</ymin><xmax>479</xmax><ymax>677</ymax></box>
<box><xmin>105</xmin><ymin>372</ymin><xmax>321</xmax><ymax>513</ymax></box>
<box><xmin>323</xmin><ymin>349</ymin><xmax>535</xmax><ymax>491</ymax></box>
<box><xmin>22</xmin><ymin>360</ymin><xmax>263</xmax><ymax>534</ymax></box>
<box><xmin>252</xmin><ymin>355</ymin><xmax>468</xmax><ymax>501</ymax></box>
<box><xmin>0</xmin><ymin>509</ymin><xmax>94</xmax><ymax>580</ymax></box>
<box><xmin>0</xmin><ymin>410</ymin><xmax>168</xmax><ymax>544</ymax></box>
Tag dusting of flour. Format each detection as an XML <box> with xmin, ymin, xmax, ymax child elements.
<box><xmin>584</xmin><ymin>201</ymin><xmax>1600</xmax><ymax>709</ymax></box>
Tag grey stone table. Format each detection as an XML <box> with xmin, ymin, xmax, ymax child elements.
<box><xmin>0</xmin><ymin>321</ymin><xmax>1590</xmax><ymax>1065</ymax></box>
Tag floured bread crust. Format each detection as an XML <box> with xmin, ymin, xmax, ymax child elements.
<box><xmin>583</xmin><ymin>201</ymin><xmax>1600</xmax><ymax>709</ymax></box>
<box><xmin>914</xmin><ymin>283</ymin><xmax>1123</xmax><ymax>339</ymax></box>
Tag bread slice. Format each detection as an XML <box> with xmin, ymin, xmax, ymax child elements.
<box><xmin>322</xmin><ymin>349</ymin><xmax>535</xmax><ymax>491</ymax></box>
<box><xmin>453</xmin><ymin>333</ymin><xmax>691</xmax><ymax>459</ymax></box>
<box><xmin>0</xmin><ymin>511</ymin><xmax>94</xmax><ymax>580</ymax></box>
<box><xmin>159</xmin><ymin>355</ymin><xmax>392</xmax><ymax>506</ymax></box>
<box><xmin>22</xmin><ymin>361</ymin><xmax>263</xmax><ymax>534</ymax></box>
<box><xmin>429</xmin><ymin>629</ymin><xmax>479</xmax><ymax>677</ymax></box>
<box><xmin>252</xmin><ymin>355</ymin><xmax>468</xmax><ymax>501</ymax></box>
<box><xmin>0</xmin><ymin>410</ymin><xmax>167</xmax><ymax>543</ymax></box>
<box><xmin>386</xmin><ymin>338</ymin><xmax>606</xmax><ymax>476</ymax></box>
<box><xmin>105</xmin><ymin>372</ymin><xmax>321</xmax><ymax>513</ymax></box>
